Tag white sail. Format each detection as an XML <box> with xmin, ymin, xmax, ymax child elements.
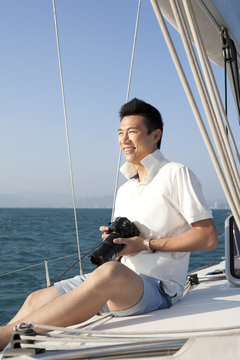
<box><xmin>155</xmin><ymin>0</ymin><xmax>240</xmax><ymax>68</ymax></box>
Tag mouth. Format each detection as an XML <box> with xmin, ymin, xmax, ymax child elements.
<box><xmin>123</xmin><ymin>147</ymin><xmax>135</xmax><ymax>154</ymax></box>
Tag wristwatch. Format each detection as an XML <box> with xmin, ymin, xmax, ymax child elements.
<box><xmin>145</xmin><ymin>239</ymin><xmax>155</xmax><ymax>253</ymax></box>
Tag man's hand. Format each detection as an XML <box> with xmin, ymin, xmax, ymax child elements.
<box><xmin>112</xmin><ymin>236</ymin><xmax>146</xmax><ymax>257</ymax></box>
<box><xmin>99</xmin><ymin>225</ymin><xmax>147</xmax><ymax>256</ymax></box>
<box><xmin>99</xmin><ymin>225</ymin><xmax>110</xmax><ymax>241</ymax></box>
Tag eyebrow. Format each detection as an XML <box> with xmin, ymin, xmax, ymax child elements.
<box><xmin>117</xmin><ymin>126</ymin><xmax>139</xmax><ymax>132</ymax></box>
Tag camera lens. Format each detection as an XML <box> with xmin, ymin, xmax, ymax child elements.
<box><xmin>90</xmin><ymin>233</ymin><xmax>124</xmax><ymax>266</ymax></box>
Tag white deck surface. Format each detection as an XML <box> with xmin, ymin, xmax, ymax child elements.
<box><xmin>2</xmin><ymin>262</ymin><xmax>240</xmax><ymax>360</ymax></box>
<box><xmin>87</xmin><ymin>263</ymin><xmax>240</xmax><ymax>336</ymax></box>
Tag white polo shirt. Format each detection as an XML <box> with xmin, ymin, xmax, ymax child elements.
<box><xmin>114</xmin><ymin>150</ymin><xmax>212</xmax><ymax>302</ymax></box>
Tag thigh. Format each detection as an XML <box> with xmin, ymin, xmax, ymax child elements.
<box><xmin>102</xmin><ymin>274</ymin><xmax>171</xmax><ymax>317</ymax></box>
<box><xmin>94</xmin><ymin>262</ymin><xmax>144</xmax><ymax>312</ymax></box>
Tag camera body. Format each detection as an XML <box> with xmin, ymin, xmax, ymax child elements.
<box><xmin>90</xmin><ymin>217</ymin><xmax>140</xmax><ymax>266</ymax></box>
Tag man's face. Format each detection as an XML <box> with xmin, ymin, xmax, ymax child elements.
<box><xmin>118</xmin><ymin>115</ymin><xmax>161</xmax><ymax>165</ymax></box>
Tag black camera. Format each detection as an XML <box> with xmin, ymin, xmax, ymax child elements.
<box><xmin>90</xmin><ymin>217</ymin><xmax>140</xmax><ymax>266</ymax></box>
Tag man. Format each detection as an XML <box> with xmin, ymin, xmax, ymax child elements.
<box><xmin>0</xmin><ymin>98</ymin><xmax>218</xmax><ymax>350</ymax></box>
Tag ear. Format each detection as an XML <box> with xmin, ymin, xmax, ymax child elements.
<box><xmin>152</xmin><ymin>129</ymin><xmax>162</xmax><ymax>144</ymax></box>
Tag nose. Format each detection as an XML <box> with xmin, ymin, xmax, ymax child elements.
<box><xmin>122</xmin><ymin>132</ymin><xmax>129</xmax><ymax>143</ymax></box>
<box><xmin>119</xmin><ymin>132</ymin><xmax>130</xmax><ymax>144</ymax></box>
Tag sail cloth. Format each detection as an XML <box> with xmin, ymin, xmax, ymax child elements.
<box><xmin>155</xmin><ymin>0</ymin><xmax>240</xmax><ymax>68</ymax></box>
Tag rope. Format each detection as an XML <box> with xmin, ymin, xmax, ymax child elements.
<box><xmin>19</xmin><ymin>321</ymin><xmax>240</xmax><ymax>338</ymax></box>
<box><xmin>52</xmin><ymin>0</ymin><xmax>83</xmax><ymax>275</ymax></box>
<box><xmin>182</xmin><ymin>0</ymin><xmax>240</xmax><ymax>197</ymax></box>
<box><xmin>111</xmin><ymin>0</ymin><xmax>142</xmax><ymax>222</ymax></box>
<box><xmin>150</xmin><ymin>0</ymin><xmax>240</xmax><ymax>231</ymax></box>
<box><xmin>181</xmin><ymin>0</ymin><xmax>240</xmax><ymax>227</ymax></box>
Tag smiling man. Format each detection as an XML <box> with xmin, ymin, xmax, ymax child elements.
<box><xmin>0</xmin><ymin>98</ymin><xmax>218</xmax><ymax>350</ymax></box>
<box><xmin>118</xmin><ymin>116</ymin><xmax>162</xmax><ymax>180</ymax></box>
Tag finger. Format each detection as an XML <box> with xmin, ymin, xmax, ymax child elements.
<box><xmin>113</xmin><ymin>237</ymin><xmax>126</xmax><ymax>244</ymax></box>
<box><xmin>99</xmin><ymin>226</ymin><xmax>109</xmax><ymax>232</ymax></box>
<box><xmin>102</xmin><ymin>233</ymin><xmax>108</xmax><ymax>241</ymax></box>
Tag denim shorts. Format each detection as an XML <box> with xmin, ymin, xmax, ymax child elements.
<box><xmin>55</xmin><ymin>273</ymin><xmax>172</xmax><ymax>317</ymax></box>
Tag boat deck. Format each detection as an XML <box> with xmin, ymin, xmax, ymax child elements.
<box><xmin>76</xmin><ymin>262</ymin><xmax>240</xmax><ymax>336</ymax></box>
<box><xmin>2</xmin><ymin>262</ymin><xmax>240</xmax><ymax>359</ymax></box>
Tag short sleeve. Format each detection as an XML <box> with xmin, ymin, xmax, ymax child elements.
<box><xmin>171</xmin><ymin>166</ymin><xmax>212</xmax><ymax>224</ymax></box>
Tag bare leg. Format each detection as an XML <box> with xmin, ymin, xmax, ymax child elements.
<box><xmin>8</xmin><ymin>286</ymin><xmax>59</xmax><ymax>325</ymax></box>
<box><xmin>0</xmin><ymin>286</ymin><xmax>59</xmax><ymax>350</ymax></box>
<box><xmin>0</xmin><ymin>262</ymin><xmax>143</xmax><ymax>350</ymax></box>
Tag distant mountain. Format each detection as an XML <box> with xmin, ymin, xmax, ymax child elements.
<box><xmin>0</xmin><ymin>192</ymin><xmax>113</xmax><ymax>208</ymax></box>
<box><xmin>77</xmin><ymin>195</ymin><xmax>113</xmax><ymax>208</ymax></box>
<box><xmin>0</xmin><ymin>192</ymin><xmax>228</xmax><ymax>209</ymax></box>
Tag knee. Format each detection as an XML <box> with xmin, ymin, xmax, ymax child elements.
<box><xmin>24</xmin><ymin>287</ymin><xmax>52</xmax><ymax>313</ymax></box>
<box><xmin>93</xmin><ymin>261</ymin><xmax>127</xmax><ymax>285</ymax></box>
<box><xmin>24</xmin><ymin>289</ymin><xmax>41</xmax><ymax>312</ymax></box>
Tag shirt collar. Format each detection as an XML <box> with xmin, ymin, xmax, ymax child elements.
<box><xmin>120</xmin><ymin>150</ymin><xmax>168</xmax><ymax>184</ymax></box>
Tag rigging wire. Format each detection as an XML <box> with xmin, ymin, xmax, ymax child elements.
<box><xmin>49</xmin><ymin>242</ymin><xmax>103</xmax><ymax>286</ymax></box>
<box><xmin>111</xmin><ymin>0</ymin><xmax>142</xmax><ymax>222</ymax></box>
<box><xmin>0</xmin><ymin>244</ymin><xmax>101</xmax><ymax>280</ymax></box>
<box><xmin>181</xmin><ymin>0</ymin><xmax>240</xmax><ymax>220</ymax></box>
<box><xmin>52</xmin><ymin>0</ymin><xmax>83</xmax><ymax>275</ymax></box>
<box><xmin>150</xmin><ymin>0</ymin><xmax>240</xmax><ymax>230</ymax></box>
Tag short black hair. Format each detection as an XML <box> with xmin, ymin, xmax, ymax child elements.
<box><xmin>119</xmin><ymin>98</ymin><xmax>163</xmax><ymax>149</ymax></box>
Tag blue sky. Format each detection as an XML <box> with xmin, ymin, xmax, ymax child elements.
<box><xmin>0</xmin><ymin>0</ymin><xmax>235</xmax><ymax>206</ymax></box>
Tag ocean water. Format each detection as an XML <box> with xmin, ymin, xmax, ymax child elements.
<box><xmin>0</xmin><ymin>208</ymin><xmax>230</xmax><ymax>325</ymax></box>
